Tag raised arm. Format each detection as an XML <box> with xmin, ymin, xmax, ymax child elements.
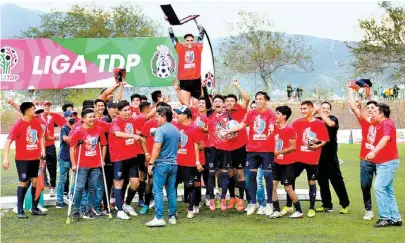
<box><xmin>196</xmin><ymin>23</ymin><xmax>205</xmax><ymax>43</ymax></box>
<box><xmin>166</xmin><ymin>17</ymin><xmax>179</xmax><ymax>47</ymax></box>
<box><xmin>173</xmin><ymin>80</ymin><xmax>190</xmax><ymax>106</ymax></box>
<box><xmin>233</xmin><ymin>80</ymin><xmax>249</xmax><ymax>110</ymax></box>
<box><xmin>99</xmin><ymin>83</ymin><xmax>120</xmax><ymax>101</ymax></box>
<box><xmin>348</xmin><ymin>88</ymin><xmax>362</xmax><ymax>120</ymax></box>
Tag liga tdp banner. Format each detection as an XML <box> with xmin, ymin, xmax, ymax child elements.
<box><xmin>0</xmin><ymin>38</ymin><xmax>179</xmax><ymax>90</ymax></box>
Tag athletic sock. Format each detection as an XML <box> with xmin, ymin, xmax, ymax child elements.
<box><xmin>125</xmin><ymin>188</ymin><xmax>136</xmax><ymax>205</ymax></box>
<box><xmin>31</xmin><ymin>186</ymin><xmax>39</xmax><ymax>210</ymax></box>
<box><xmin>17</xmin><ymin>186</ymin><xmax>28</xmax><ymax>213</ymax></box>
<box><xmin>286</xmin><ymin>183</ymin><xmax>295</xmax><ymax>207</ymax></box>
<box><xmin>263</xmin><ymin>171</ymin><xmax>273</xmax><ymax>203</ymax></box>
<box><xmin>188</xmin><ymin>188</ymin><xmax>195</xmax><ymax>211</ymax></box>
<box><xmin>195</xmin><ymin>187</ymin><xmax>201</xmax><ymax>206</ymax></box>
<box><xmin>144</xmin><ymin>184</ymin><xmax>152</xmax><ymax>206</ymax></box>
<box><xmin>228</xmin><ymin>176</ymin><xmax>236</xmax><ymax>198</ymax></box>
<box><xmin>309</xmin><ymin>185</ymin><xmax>316</xmax><ymax>210</ymax></box>
<box><xmin>208</xmin><ymin>171</ymin><xmax>216</xmax><ymax>200</ymax></box>
<box><xmin>138</xmin><ymin>181</ymin><xmax>146</xmax><ymax>202</ymax></box>
<box><xmin>114</xmin><ymin>188</ymin><xmax>123</xmax><ymax>211</ymax></box>
<box><xmin>294</xmin><ymin>200</ymin><xmax>303</xmax><ymax>213</ymax></box>
<box><xmin>238</xmin><ymin>181</ymin><xmax>245</xmax><ymax>199</ymax></box>
<box><xmin>248</xmin><ymin>171</ymin><xmax>258</xmax><ymax>204</ymax></box>
<box><xmin>273</xmin><ymin>200</ymin><xmax>280</xmax><ymax>212</ymax></box>
<box><xmin>220</xmin><ymin>172</ymin><xmax>229</xmax><ymax>199</ymax></box>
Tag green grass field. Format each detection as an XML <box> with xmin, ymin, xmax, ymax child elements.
<box><xmin>1</xmin><ymin>144</ymin><xmax>404</xmax><ymax>243</ymax></box>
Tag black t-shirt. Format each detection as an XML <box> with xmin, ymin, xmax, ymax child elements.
<box><xmin>317</xmin><ymin>115</ymin><xmax>339</xmax><ymax>157</ymax></box>
<box><xmin>101</xmin><ymin>114</ymin><xmax>113</xmax><ymax>164</ymax></box>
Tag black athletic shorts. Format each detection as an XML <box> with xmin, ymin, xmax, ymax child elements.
<box><xmin>113</xmin><ymin>157</ymin><xmax>139</xmax><ymax>180</ymax></box>
<box><xmin>294</xmin><ymin>162</ymin><xmax>318</xmax><ymax>181</ymax></box>
<box><xmin>247</xmin><ymin>152</ymin><xmax>274</xmax><ymax>170</ymax></box>
<box><xmin>16</xmin><ymin>160</ymin><xmax>40</xmax><ymax>182</ymax></box>
<box><xmin>273</xmin><ymin>163</ymin><xmax>295</xmax><ymax>185</ymax></box>
<box><xmin>177</xmin><ymin>166</ymin><xmax>198</xmax><ymax>188</ymax></box>
<box><xmin>136</xmin><ymin>154</ymin><xmax>147</xmax><ymax>173</ymax></box>
<box><xmin>230</xmin><ymin>145</ymin><xmax>247</xmax><ymax>169</ymax></box>
<box><xmin>215</xmin><ymin>149</ymin><xmax>232</xmax><ymax>170</ymax></box>
<box><xmin>179</xmin><ymin>78</ymin><xmax>202</xmax><ymax>99</ymax></box>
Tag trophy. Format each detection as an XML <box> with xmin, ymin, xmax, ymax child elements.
<box><xmin>160</xmin><ymin>4</ymin><xmax>200</xmax><ymax>25</ymax></box>
<box><xmin>348</xmin><ymin>79</ymin><xmax>372</xmax><ymax>99</ymax></box>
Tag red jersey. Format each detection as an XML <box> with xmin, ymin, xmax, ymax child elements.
<box><xmin>39</xmin><ymin>113</ymin><xmax>65</xmax><ymax>147</ymax></box>
<box><xmin>191</xmin><ymin>107</ymin><xmax>209</xmax><ymax>148</ymax></box>
<box><xmin>95</xmin><ymin>118</ymin><xmax>111</xmax><ymax>133</ymax></box>
<box><xmin>176</xmin><ymin>43</ymin><xmax>203</xmax><ymax>80</ymax></box>
<box><xmin>131</xmin><ymin>107</ymin><xmax>141</xmax><ymax>119</ymax></box>
<box><xmin>174</xmin><ymin>122</ymin><xmax>202</xmax><ymax>167</ymax></box>
<box><xmin>109</xmin><ymin>116</ymin><xmax>139</xmax><ymax>162</ymax></box>
<box><xmin>69</xmin><ymin>126</ymin><xmax>107</xmax><ymax>168</ymax></box>
<box><xmin>8</xmin><ymin>118</ymin><xmax>44</xmax><ymax>161</ymax></box>
<box><xmin>133</xmin><ymin>114</ymin><xmax>147</xmax><ymax>155</ymax></box>
<box><xmin>372</xmin><ymin>119</ymin><xmax>399</xmax><ymax>163</ymax></box>
<box><xmin>273</xmin><ymin>125</ymin><xmax>296</xmax><ymax>165</ymax></box>
<box><xmin>141</xmin><ymin>118</ymin><xmax>158</xmax><ymax>154</ymax></box>
<box><xmin>208</xmin><ymin>112</ymin><xmax>235</xmax><ymax>151</ymax></box>
<box><xmin>292</xmin><ymin>118</ymin><xmax>329</xmax><ymax>165</ymax></box>
<box><xmin>227</xmin><ymin>104</ymin><xmax>248</xmax><ymax>150</ymax></box>
<box><xmin>243</xmin><ymin>108</ymin><xmax>276</xmax><ymax>152</ymax></box>
<box><xmin>358</xmin><ymin>118</ymin><xmax>378</xmax><ymax>160</ymax></box>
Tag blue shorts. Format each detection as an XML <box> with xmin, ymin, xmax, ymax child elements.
<box><xmin>247</xmin><ymin>152</ymin><xmax>274</xmax><ymax>170</ymax></box>
<box><xmin>113</xmin><ymin>157</ymin><xmax>139</xmax><ymax>180</ymax></box>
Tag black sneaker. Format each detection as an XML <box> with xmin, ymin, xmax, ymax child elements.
<box><xmin>31</xmin><ymin>208</ymin><xmax>46</xmax><ymax>216</ymax></box>
<box><xmin>391</xmin><ymin>220</ymin><xmax>402</xmax><ymax>227</ymax></box>
<box><xmin>374</xmin><ymin>219</ymin><xmax>392</xmax><ymax>228</ymax></box>
<box><xmin>17</xmin><ymin>212</ymin><xmax>28</xmax><ymax>219</ymax></box>
<box><xmin>82</xmin><ymin>211</ymin><xmax>94</xmax><ymax>219</ymax></box>
<box><xmin>72</xmin><ymin>212</ymin><xmax>80</xmax><ymax>222</ymax></box>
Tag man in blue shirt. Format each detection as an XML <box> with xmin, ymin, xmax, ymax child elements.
<box><xmin>146</xmin><ymin>106</ymin><xmax>181</xmax><ymax>227</ymax></box>
<box><xmin>56</xmin><ymin>110</ymin><xmax>75</xmax><ymax>208</ymax></box>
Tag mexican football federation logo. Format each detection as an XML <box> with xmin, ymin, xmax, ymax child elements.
<box><xmin>0</xmin><ymin>47</ymin><xmax>19</xmax><ymax>82</ymax></box>
<box><xmin>151</xmin><ymin>45</ymin><xmax>176</xmax><ymax>78</ymax></box>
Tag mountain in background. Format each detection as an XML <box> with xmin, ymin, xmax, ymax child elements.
<box><xmin>1</xmin><ymin>3</ymin><xmax>354</xmax><ymax>98</ymax></box>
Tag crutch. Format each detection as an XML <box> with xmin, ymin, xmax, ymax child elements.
<box><xmin>99</xmin><ymin>143</ymin><xmax>113</xmax><ymax>219</ymax></box>
<box><xmin>66</xmin><ymin>143</ymin><xmax>82</xmax><ymax>224</ymax></box>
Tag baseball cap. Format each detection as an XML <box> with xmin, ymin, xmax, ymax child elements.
<box><xmin>40</xmin><ymin>100</ymin><xmax>52</xmax><ymax>107</ymax></box>
<box><xmin>64</xmin><ymin>110</ymin><xmax>74</xmax><ymax>117</ymax></box>
<box><xmin>107</xmin><ymin>101</ymin><xmax>118</xmax><ymax>109</ymax></box>
<box><xmin>174</xmin><ymin>105</ymin><xmax>191</xmax><ymax>115</ymax></box>
<box><xmin>35</xmin><ymin>108</ymin><xmax>44</xmax><ymax>114</ymax></box>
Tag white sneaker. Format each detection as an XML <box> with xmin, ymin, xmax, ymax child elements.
<box><xmin>269</xmin><ymin>211</ymin><xmax>283</xmax><ymax>219</ymax></box>
<box><xmin>145</xmin><ymin>217</ymin><xmax>166</xmax><ymax>227</ymax></box>
<box><xmin>117</xmin><ymin>211</ymin><xmax>130</xmax><ymax>220</ymax></box>
<box><xmin>289</xmin><ymin>211</ymin><xmax>304</xmax><ymax>218</ymax></box>
<box><xmin>247</xmin><ymin>204</ymin><xmax>258</xmax><ymax>216</ymax></box>
<box><xmin>187</xmin><ymin>210</ymin><xmax>195</xmax><ymax>219</ymax></box>
<box><xmin>204</xmin><ymin>198</ymin><xmax>210</xmax><ymax>207</ymax></box>
<box><xmin>265</xmin><ymin>203</ymin><xmax>274</xmax><ymax>216</ymax></box>
<box><xmin>168</xmin><ymin>216</ymin><xmax>177</xmax><ymax>225</ymax></box>
<box><xmin>13</xmin><ymin>206</ymin><xmax>18</xmax><ymax>214</ymax></box>
<box><xmin>49</xmin><ymin>188</ymin><xmax>55</xmax><ymax>197</ymax></box>
<box><xmin>256</xmin><ymin>206</ymin><xmax>266</xmax><ymax>215</ymax></box>
<box><xmin>123</xmin><ymin>204</ymin><xmax>138</xmax><ymax>216</ymax></box>
<box><xmin>38</xmin><ymin>205</ymin><xmax>48</xmax><ymax>212</ymax></box>
<box><xmin>193</xmin><ymin>206</ymin><xmax>200</xmax><ymax>215</ymax></box>
<box><xmin>149</xmin><ymin>200</ymin><xmax>155</xmax><ymax>209</ymax></box>
<box><xmin>363</xmin><ymin>210</ymin><xmax>374</xmax><ymax>220</ymax></box>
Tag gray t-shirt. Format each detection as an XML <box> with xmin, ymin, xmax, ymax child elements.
<box><xmin>154</xmin><ymin>122</ymin><xmax>181</xmax><ymax>165</ymax></box>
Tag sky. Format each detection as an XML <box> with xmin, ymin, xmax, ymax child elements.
<box><xmin>3</xmin><ymin>0</ymin><xmax>389</xmax><ymax>41</ymax></box>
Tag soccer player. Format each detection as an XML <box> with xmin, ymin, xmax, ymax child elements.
<box><xmin>225</xmin><ymin>80</ymin><xmax>250</xmax><ymax>212</ymax></box>
<box><xmin>226</xmin><ymin>91</ymin><xmax>276</xmax><ymax>216</ymax></box>
<box><xmin>130</xmin><ymin>94</ymin><xmax>142</xmax><ymax>118</ymax></box>
<box><xmin>39</xmin><ymin>100</ymin><xmax>66</xmax><ymax>197</ymax></box>
<box><xmin>145</xmin><ymin>106</ymin><xmax>181</xmax><ymax>227</ymax></box>
<box><xmin>166</xmin><ymin>16</ymin><xmax>205</xmax><ymax>106</ymax></box>
<box><xmin>291</xmin><ymin>101</ymin><xmax>329</xmax><ymax>218</ymax></box>
<box><xmin>315</xmin><ymin>102</ymin><xmax>350</xmax><ymax>214</ymax></box>
<box><xmin>56</xmin><ymin>110</ymin><xmax>76</xmax><ymax>208</ymax></box>
<box><xmin>207</xmin><ymin>95</ymin><xmax>235</xmax><ymax>211</ymax></box>
<box><xmin>366</xmin><ymin>104</ymin><xmax>402</xmax><ymax>227</ymax></box>
<box><xmin>140</xmin><ymin>95</ymin><xmax>148</xmax><ymax>103</ymax></box>
<box><xmin>3</xmin><ymin>102</ymin><xmax>46</xmax><ymax>219</ymax></box>
<box><xmin>173</xmin><ymin>105</ymin><xmax>204</xmax><ymax>218</ymax></box>
<box><xmin>270</xmin><ymin>105</ymin><xmax>303</xmax><ymax>219</ymax></box>
<box><xmin>69</xmin><ymin>108</ymin><xmax>107</xmax><ymax>221</ymax></box>
<box><xmin>109</xmin><ymin>100</ymin><xmax>145</xmax><ymax>220</ymax></box>
<box><xmin>348</xmin><ymin>88</ymin><xmax>378</xmax><ymax>220</ymax></box>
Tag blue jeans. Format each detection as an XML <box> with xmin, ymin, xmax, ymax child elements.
<box><xmin>95</xmin><ymin>169</ymin><xmax>104</xmax><ymax>211</ymax></box>
<box><xmin>57</xmin><ymin>159</ymin><xmax>71</xmax><ymax>205</ymax></box>
<box><xmin>245</xmin><ymin>167</ymin><xmax>265</xmax><ymax>206</ymax></box>
<box><xmin>74</xmin><ymin>167</ymin><xmax>101</xmax><ymax>213</ymax></box>
<box><xmin>360</xmin><ymin>160</ymin><xmax>376</xmax><ymax>211</ymax></box>
<box><xmin>374</xmin><ymin>159</ymin><xmax>401</xmax><ymax>222</ymax></box>
<box><xmin>152</xmin><ymin>164</ymin><xmax>177</xmax><ymax>220</ymax></box>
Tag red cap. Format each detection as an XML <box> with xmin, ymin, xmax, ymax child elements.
<box><xmin>40</xmin><ymin>100</ymin><xmax>52</xmax><ymax>107</ymax></box>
